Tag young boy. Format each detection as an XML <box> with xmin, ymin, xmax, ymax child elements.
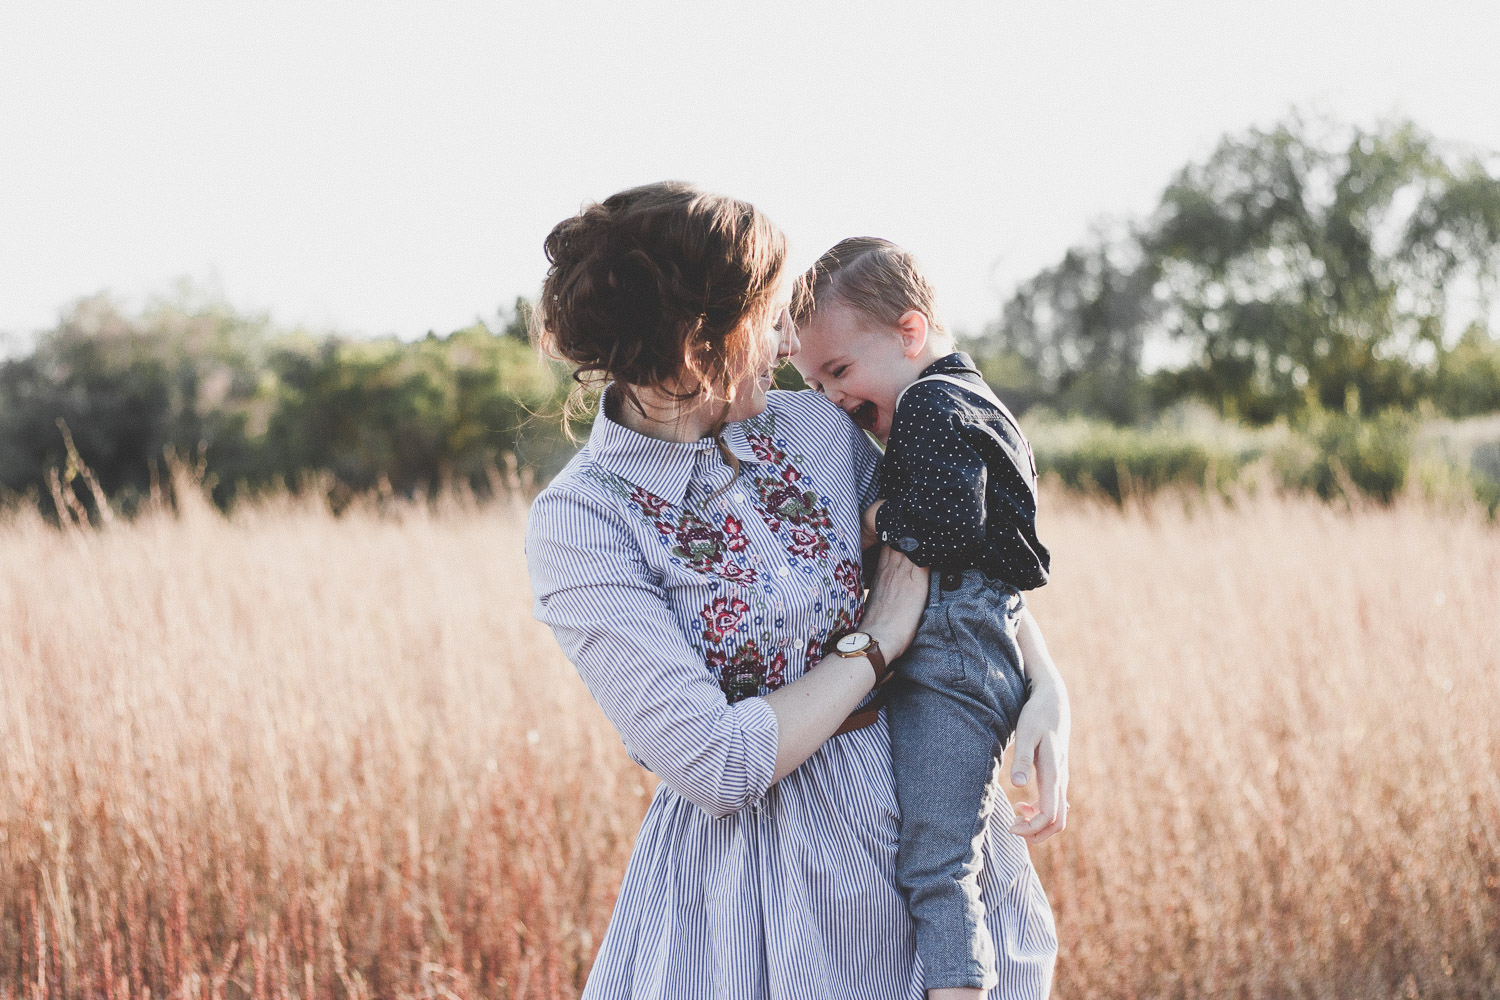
<box><xmin>790</xmin><ymin>237</ymin><xmax>1053</xmax><ymax>994</ymax></box>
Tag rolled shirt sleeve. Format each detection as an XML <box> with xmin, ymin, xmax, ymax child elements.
<box><xmin>526</xmin><ymin>487</ymin><xmax>780</xmax><ymax>819</ymax></box>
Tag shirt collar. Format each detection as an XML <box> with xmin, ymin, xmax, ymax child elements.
<box><xmin>918</xmin><ymin>351</ymin><xmax>982</xmax><ymax>380</ymax></box>
<box><xmin>585</xmin><ymin>384</ymin><xmax>763</xmax><ymax>505</ymax></box>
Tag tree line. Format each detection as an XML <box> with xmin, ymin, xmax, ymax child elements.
<box><xmin>0</xmin><ymin>292</ymin><xmax>577</xmax><ymax>513</ymax></box>
<box><xmin>3</xmin><ymin>113</ymin><xmax>1499</xmax><ymax>514</ymax></box>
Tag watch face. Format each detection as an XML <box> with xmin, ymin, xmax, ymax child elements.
<box><xmin>836</xmin><ymin>632</ymin><xmax>869</xmax><ymax>654</ymax></box>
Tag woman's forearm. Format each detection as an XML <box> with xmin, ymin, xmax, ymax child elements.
<box><xmin>1008</xmin><ymin>604</ymin><xmax>1072</xmax><ymax>839</ymax></box>
<box><xmin>1016</xmin><ymin>606</ymin><xmax>1062</xmax><ymax>688</ymax></box>
<box><xmin>762</xmin><ymin>653</ymin><xmax>878</xmax><ymax>783</ymax></box>
<box><xmin>762</xmin><ymin>547</ymin><xmax>928</xmax><ymax>785</ymax></box>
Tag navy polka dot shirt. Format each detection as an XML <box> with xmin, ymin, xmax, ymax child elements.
<box><xmin>873</xmin><ymin>352</ymin><xmax>1051</xmax><ymax>589</ymax></box>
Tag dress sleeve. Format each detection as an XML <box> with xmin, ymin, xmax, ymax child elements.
<box><xmin>525</xmin><ymin>485</ymin><xmax>780</xmax><ymax>819</ymax></box>
<box><xmin>850</xmin><ymin>414</ymin><xmax>883</xmax><ymax>511</ymax></box>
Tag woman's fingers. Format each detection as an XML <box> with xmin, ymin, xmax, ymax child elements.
<box><xmin>1008</xmin><ymin>733</ymin><xmax>1069</xmax><ymax>843</ymax></box>
<box><xmin>1010</xmin><ymin>723</ymin><xmax>1036</xmax><ymax>789</ymax></box>
<box><xmin>860</xmin><ymin>548</ymin><xmax>929</xmax><ymax>660</ymax></box>
<box><xmin>1008</xmin><ymin>692</ymin><xmax>1050</xmax><ymax>788</ymax></box>
<box><xmin>1032</xmin><ymin>735</ymin><xmax>1068</xmax><ymax>841</ymax></box>
<box><xmin>1007</xmin><ymin>740</ymin><xmax>1044</xmax><ymax>836</ymax></box>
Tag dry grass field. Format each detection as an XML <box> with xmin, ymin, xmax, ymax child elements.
<box><xmin>0</xmin><ymin>482</ymin><xmax>1497</xmax><ymax>999</ymax></box>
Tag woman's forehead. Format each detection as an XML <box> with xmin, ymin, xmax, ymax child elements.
<box><xmin>773</xmin><ymin>270</ymin><xmax>795</xmax><ymax>308</ymax></box>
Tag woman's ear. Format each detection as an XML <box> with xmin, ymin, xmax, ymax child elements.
<box><xmin>897</xmin><ymin>310</ymin><xmax>929</xmax><ymax>359</ymax></box>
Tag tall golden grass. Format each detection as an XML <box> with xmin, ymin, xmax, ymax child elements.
<box><xmin>0</xmin><ymin>483</ymin><xmax>1496</xmax><ymax>999</ymax></box>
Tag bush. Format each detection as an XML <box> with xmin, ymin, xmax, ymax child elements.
<box><xmin>1021</xmin><ymin>405</ymin><xmax>1500</xmax><ymax>513</ymax></box>
<box><xmin>1269</xmin><ymin>409</ymin><xmax>1414</xmax><ymax>503</ymax></box>
<box><xmin>1026</xmin><ymin>410</ymin><xmax>1258</xmax><ymax>502</ymax></box>
<box><xmin>0</xmin><ymin>292</ymin><xmax>270</xmax><ymax>513</ymax></box>
<box><xmin>1413</xmin><ymin>414</ymin><xmax>1500</xmax><ymax>514</ymax></box>
<box><xmin>1432</xmin><ymin>326</ymin><xmax>1500</xmax><ymax>418</ymax></box>
<box><xmin>1474</xmin><ymin>444</ymin><xmax>1500</xmax><ymax>514</ymax></box>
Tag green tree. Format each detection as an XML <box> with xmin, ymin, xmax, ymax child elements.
<box><xmin>1431</xmin><ymin>322</ymin><xmax>1500</xmax><ymax>416</ymax></box>
<box><xmin>259</xmin><ymin>320</ymin><xmax>571</xmax><ymax>499</ymax></box>
<box><xmin>980</xmin><ymin>230</ymin><xmax>1159</xmax><ymax>423</ymax></box>
<box><xmin>1147</xmin><ymin>115</ymin><xmax>1500</xmax><ymax>422</ymax></box>
<box><xmin>983</xmin><ymin>114</ymin><xmax>1500</xmax><ymax>425</ymax></box>
<box><xmin>0</xmin><ymin>290</ymin><xmax>268</xmax><ymax>511</ymax></box>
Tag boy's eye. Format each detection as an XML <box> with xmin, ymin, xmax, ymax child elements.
<box><xmin>831</xmin><ymin>364</ymin><xmax>848</xmax><ymax>378</ymax></box>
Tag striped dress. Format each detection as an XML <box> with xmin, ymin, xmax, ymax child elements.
<box><xmin>525</xmin><ymin>387</ymin><xmax>1056</xmax><ymax>1000</ymax></box>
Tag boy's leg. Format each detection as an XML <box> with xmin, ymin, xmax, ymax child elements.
<box><xmin>887</xmin><ymin>571</ymin><xmax>1029</xmax><ymax>992</ymax></box>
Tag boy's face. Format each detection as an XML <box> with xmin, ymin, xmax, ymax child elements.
<box><xmin>790</xmin><ymin>300</ymin><xmax>926</xmax><ymax>445</ymax></box>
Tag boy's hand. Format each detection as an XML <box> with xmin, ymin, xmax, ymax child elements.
<box><xmin>860</xmin><ymin>499</ymin><xmax>884</xmax><ymax>551</ymax></box>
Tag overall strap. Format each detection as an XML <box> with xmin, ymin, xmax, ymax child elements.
<box><xmin>896</xmin><ymin>373</ymin><xmax>1038</xmax><ymax>480</ymax></box>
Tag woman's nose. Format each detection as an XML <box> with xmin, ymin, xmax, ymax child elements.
<box><xmin>778</xmin><ymin>317</ymin><xmax>800</xmax><ymax>359</ymax></box>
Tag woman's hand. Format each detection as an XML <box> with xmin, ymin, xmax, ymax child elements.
<box><xmin>858</xmin><ymin>545</ymin><xmax>928</xmax><ymax>664</ymax></box>
<box><xmin>763</xmin><ymin>546</ymin><xmax>927</xmax><ymax>783</ymax></box>
<box><xmin>1008</xmin><ymin>608</ymin><xmax>1071</xmax><ymax>843</ymax></box>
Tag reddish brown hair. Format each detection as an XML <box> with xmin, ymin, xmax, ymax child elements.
<box><xmin>791</xmin><ymin>236</ymin><xmax>945</xmax><ymax>335</ymax></box>
<box><xmin>536</xmin><ymin>182</ymin><xmax>788</xmax><ymax>423</ymax></box>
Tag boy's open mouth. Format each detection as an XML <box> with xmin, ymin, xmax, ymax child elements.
<box><xmin>850</xmin><ymin>400</ymin><xmax>877</xmax><ymax>431</ymax></box>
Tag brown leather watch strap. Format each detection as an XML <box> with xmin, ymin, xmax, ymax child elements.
<box><xmin>833</xmin><ymin>694</ymin><xmax>884</xmax><ymax>736</ymax></box>
<box><xmin>830</xmin><ymin>631</ymin><xmax>891</xmax><ymax>689</ymax></box>
<box><xmin>864</xmin><ymin>641</ymin><xmax>891</xmax><ymax>688</ymax></box>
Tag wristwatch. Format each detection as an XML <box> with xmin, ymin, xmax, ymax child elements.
<box><xmin>830</xmin><ymin>631</ymin><xmax>892</xmax><ymax>689</ymax></box>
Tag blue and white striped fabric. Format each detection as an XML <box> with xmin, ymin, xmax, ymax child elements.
<box><xmin>526</xmin><ymin>387</ymin><xmax>1057</xmax><ymax>999</ymax></box>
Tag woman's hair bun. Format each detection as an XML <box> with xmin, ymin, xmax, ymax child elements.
<box><xmin>536</xmin><ymin>181</ymin><xmax>787</xmax><ymax>415</ymax></box>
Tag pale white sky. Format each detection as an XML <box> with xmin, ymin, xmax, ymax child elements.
<box><xmin>2</xmin><ymin>1</ymin><xmax>1498</xmax><ymax>343</ymax></box>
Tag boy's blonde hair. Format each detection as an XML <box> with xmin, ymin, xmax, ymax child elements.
<box><xmin>790</xmin><ymin>237</ymin><xmax>945</xmax><ymax>336</ymax></box>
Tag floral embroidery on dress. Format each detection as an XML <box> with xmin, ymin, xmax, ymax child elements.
<box><xmin>717</xmin><ymin>640</ymin><xmax>771</xmax><ymax>703</ymax></box>
<box><xmin>722</xmin><ymin>515</ymin><xmax>750</xmax><ymax>552</ymax></box>
<box><xmin>829</xmin><ymin>605</ymin><xmax>862</xmax><ymax>639</ymax></box>
<box><xmin>715</xmin><ymin>561</ymin><xmax>759</xmax><ymax>585</ymax></box>
<box><xmin>585</xmin><ymin>405</ymin><xmax>865</xmax><ymax>704</ymax></box>
<box><xmin>659</xmin><ymin>512</ymin><xmax>726</xmax><ymax>574</ymax></box>
<box><xmin>765</xmin><ymin>650</ymin><xmax>787</xmax><ymax>689</ymax></box>
<box><xmin>747</xmin><ymin>431</ymin><xmax>787</xmax><ymax>465</ymax></box>
<box><xmin>628</xmin><ymin>485</ymin><xmax>670</xmax><ymax>517</ymax></box>
<box><xmin>833</xmin><ymin>559</ymin><xmax>862</xmax><ymax>598</ymax></box>
<box><xmin>785</xmin><ymin>525</ymin><xmax>829</xmax><ymax>560</ymax></box>
<box><xmin>753</xmin><ymin>467</ymin><xmax>835</xmax><ymax>537</ymax></box>
<box><xmin>608</xmin><ymin>476</ymin><xmax>759</xmax><ymax>585</ymax></box>
<box><xmin>701</xmin><ymin>595</ymin><xmax>750</xmax><ymax>643</ymax></box>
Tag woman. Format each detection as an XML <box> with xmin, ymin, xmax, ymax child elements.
<box><xmin>525</xmin><ymin>182</ymin><xmax>1070</xmax><ymax>1000</ymax></box>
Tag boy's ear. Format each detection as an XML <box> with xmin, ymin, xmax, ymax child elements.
<box><xmin>896</xmin><ymin>310</ymin><xmax>929</xmax><ymax>359</ymax></box>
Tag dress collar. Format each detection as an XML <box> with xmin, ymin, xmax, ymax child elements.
<box><xmin>586</xmin><ymin>384</ymin><xmax>763</xmax><ymax>506</ymax></box>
